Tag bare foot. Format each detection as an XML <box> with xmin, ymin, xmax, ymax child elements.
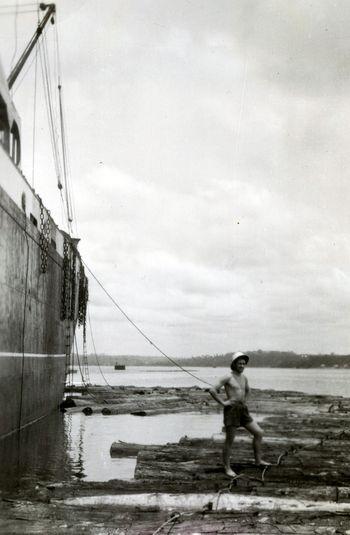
<box><xmin>255</xmin><ymin>460</ymin><xmax>270</xmax><ymax>467</ymax></box>
<box><xmin>224</xmin><ymin>467</ymin><xmax>237</xmax><ymax>477</ymax></box>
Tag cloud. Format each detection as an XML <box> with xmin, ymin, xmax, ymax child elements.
<box><xmin>3</xmin><ymin>0</ymin><xmax>350</xmax><ymax>355</ymax></box>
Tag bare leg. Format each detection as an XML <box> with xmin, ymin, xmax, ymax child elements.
<box><xmin>223</xmin><ymin>425</ymin><xmax>237</xmax><ymax>476</ymax></box>
<box><xmin>244</xmin><ymin>421</ymin><xmax>269</xmax><ymax>466</ymax></box>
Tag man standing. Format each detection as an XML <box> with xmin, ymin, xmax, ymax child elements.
<box><xmin>209</xmin><ymin>351</ymin><xmax>268</xmax><ymax>477</ymax></box>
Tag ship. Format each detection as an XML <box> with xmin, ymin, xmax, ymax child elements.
<box><xmin>0</xmin><ymin>4</ymin><xmax>88</xmax><ymax>439</ymax></box>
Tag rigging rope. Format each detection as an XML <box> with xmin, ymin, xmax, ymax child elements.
<box><xmin>0</xmin><ymin>3</ymin><xmax>38</xmax><ymax>8</ymax></box>
<box><xmin>31</xmin><ymin>43</ymin><xmax>38</xmax><ymax>187</ymax></box>
<box><xmin>82</xmin><ymin>260</ymin><xmax>214</xmax><ymax>388</ymax></box>
<box><xmin>74</xmin><ymin>336</ymin><xmax>100</xmax><ymax>404</ymax></box>
<box><xmin>58</xmin><ymin>84</ymin><xmax>73</xmax><ymax>225</ymax></box>
<box><xmin>9</xmin><ymin>0</ymin><xmax>19</xmax><ymax>76</ymax></box>
<box><xmin>88</xmin><ymin>309</ymin><xmax>114</xmax><ymax>389</ymax></box>
<box><xmin>0</xmin><ymin>9</ymin><xmax>37</xmax><ymax>16</ymax></box>
<box><xmin>11</xmin><ymin>7</ymin><xmax>75</xmax><ymax>235</ymax></box>
<box><xmin>54</xmin><ymin>18</ymin><xmax>75</xmax><ymax>234</ymax></box>
<box><xmin>39</xmin><ymin>34</ymin><xmax>63</xmax><ymax>190</ymax></box>
<box><xmin>42</xmin><ymin>30</ymin><xmax>60</xmax><ymax>144</ymax></box>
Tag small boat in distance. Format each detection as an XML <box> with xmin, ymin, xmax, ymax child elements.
<box><xmin>114</xmin><ymin>363</ymin><xmax>126</xmax><ymax>371</ymax></box>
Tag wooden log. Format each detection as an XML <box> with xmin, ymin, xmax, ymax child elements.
<box><xmin>48</xmin><ymin>477</ymin><xmax>347</xmax><ymax>503</ymax></box>
<box><xmin>59</xmin><ymin>491</ymin><xmax>350</xmax><ymax>514</ymax></box>
<box><xmin>133</xmin><ymin>441</ymin><xmax>350</xmax><ymax>487</ymax></box>
<box><xmin>67</xmin><ymin>397</ymin><xmax>95</xmax><ymax>406</ymax></box>
<box><xmin>179</xmin><ymin>435</ymin><xmax>320</xmax><ymax>448</ymax></box>
<box><xmin>337</xmin><ymin>487</ymin><xmax>350</xmax><ymax>502</ymax></box>
<box><xmin>64</xmin><ymin>387</ymin><xmax>350</xmax><ymax>432</ymax></box>
<box><xmin>130</xmin><ymin>407</ymin><xmax>198</xmax><ymax>416</ymax></box>
<box><xmin>110</xmin><ymin>441</ymin><xmax>163</xmax><ymax>457</ymax></box>
<box><xmin>249</xmin><ymin>485</ymin><xmax>338</xmax><ymax>502</ymax></box>
<box><xmin>135</xmin><ymin>458</ymin><xmax>350</xmax><ymax>487</ymax></box>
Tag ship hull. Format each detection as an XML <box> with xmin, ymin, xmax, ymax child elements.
<box><xmin>0</xmin><ymin>354</ymin><xmax>66</xmax><ymax>439</ymax></box>
<box><xmin>0</xmin><ymin>146</ymin><xmax>84</xmax><ymax>439</ymax></box>
<box><xmin>0</xmin><ymin>409</ymin><xmax>70</xmax><ymax>489</ymax></box>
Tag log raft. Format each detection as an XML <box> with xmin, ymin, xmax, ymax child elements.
<box><xmin>63</xmin><ymin>384</ymin><xmax>350</xmax><ymax>417</ymax></box>
<box><xmin>53</xmin><ymin>386</ymin><xmax>350</xmax><ymax>533</ymax></box>
<box><xmin>1</xmin><ymin>386</ymin><xmax>349</xmax><ymax>534</ymax></box>
<box><xmin>106</xmin><ymin>387</ymin><xmax>350</xmax><ymax>495</ymax></box>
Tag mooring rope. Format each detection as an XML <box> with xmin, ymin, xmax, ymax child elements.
<box><xmin>151</xmin><ymin>511</ymin><xmax>196</xmax><ymax>535</ymax></box>
<box><xmin>151</xmin><ymin>512</ymin><xmax>181</xmax><ymax>535</ymax></box>
<box><xmin>82</xmin><ymin>260</ymin><xmax>214</xmax><ymax>387</ymax></box>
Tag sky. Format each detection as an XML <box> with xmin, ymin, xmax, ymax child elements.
<box><xmin>1</xmin><ymin>0</ymin><xmax>350</xmax><ymax>357</ymax></box>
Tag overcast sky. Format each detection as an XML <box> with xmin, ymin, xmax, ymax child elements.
<box><xmin>1</xmin><ymin>0</ymin><xmax>350</xmax><ymax>357</ymax></box>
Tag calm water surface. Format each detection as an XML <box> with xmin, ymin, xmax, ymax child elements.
<box><xmin>1</xmin><ymin>366</ymin><xmax>349</xmax><ymax>489</ymax></box>
<box><xmin>79</xmin><ymin>365</ymin><xmax>350</xmax><ymax>397</ymax></box>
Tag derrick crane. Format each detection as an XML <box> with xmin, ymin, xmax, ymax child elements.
<box><xmin>8</xmin><ymin>3</ymin><xmax>56</xmax><ymax>90</ymax></box>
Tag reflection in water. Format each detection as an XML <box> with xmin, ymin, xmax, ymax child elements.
<box><xmin>64</xmin><ymin>411</ymin><xmax>227</xmax><ymax>482</ymax></box>
<box><xmin>69</xmin><ymin>414</ymin><xmax>86</xmax><ymax>480</ymax></box>
<box><xmin>0</xmin><ymin>408</ymin><xmax>261</xmax><ymax>489</ymax></box>
<box><xmin>0</xmin><ymin>411</ymin><xmax>72</xmax><ymax>491</ymax></box>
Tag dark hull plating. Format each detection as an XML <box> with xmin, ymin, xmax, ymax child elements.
<box><xmin>0</xmin><ymin>355</ymin><xmax>66</xmax><ymax>439</ymax></box>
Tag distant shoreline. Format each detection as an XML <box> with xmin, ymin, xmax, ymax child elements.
<box><xmin>87</xmin><ymin>351</ymin><xmax>350</xmax><ymax>369</ymax></box>
<box><xmin>86</xmin><ymin>363</ymin><xmax>349</xmax><ymax>369</ymax></box>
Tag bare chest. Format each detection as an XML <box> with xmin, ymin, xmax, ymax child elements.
<box><xmin>224</xmin><ymin>374</ymin><xmax>246</xmax><ymax>399</ymax></box>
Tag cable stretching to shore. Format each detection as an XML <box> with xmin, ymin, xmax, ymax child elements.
<box><xmin>88</xmin><ymin>309</ymin><xmax>114</xmax><ymax>389</ymax></box>
<box><xmin>82</xmin><ymin>260</ymin><xmax>214</xmax><ymax>388</ymax></box>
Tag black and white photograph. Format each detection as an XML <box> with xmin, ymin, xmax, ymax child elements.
<box><xmin>0</xmin><ymin>0</ymin><xmax>350</xmax><ymax>533</ymax></box>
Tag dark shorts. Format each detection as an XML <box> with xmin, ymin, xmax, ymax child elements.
<box><xmin>223</xmin><ymin>401</ymin><xmax>253</xmax><ymax>428</ymax></box>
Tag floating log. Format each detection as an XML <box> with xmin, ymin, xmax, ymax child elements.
<box><xmin>64</xmin><ymin>385</ymin><xmax>350</xmax><ymax>419</ymax></box>
<box><xmin>59</xmin><ymin>397</ymin><xmax>76</xmax><ymax>410</ymax></box>
<box><xmin>110</xmin><ymin>441</ymin><xmax>162</xmax><ymax>457</ymax></box>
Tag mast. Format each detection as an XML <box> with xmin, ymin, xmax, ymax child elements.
<box><xmin>7</xmin><ymin>3</ymin><xmax>56</xmax><ymax>90</ymax></box>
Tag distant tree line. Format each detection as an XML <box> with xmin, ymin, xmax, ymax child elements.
<box><xmin>176</xmin><ymin>350</ymin><xmax>350</xmax><ymax>368</ymax></box>
<box><xmin>86</xmin><ymin>350</ymin><xmax>350</xmax><ymax>368</ymax></box>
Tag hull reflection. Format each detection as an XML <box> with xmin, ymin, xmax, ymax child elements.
<box><xmin>0</xmin><ymin>411</ymin><xmax>72</xmax><ymax>490</ymax></box>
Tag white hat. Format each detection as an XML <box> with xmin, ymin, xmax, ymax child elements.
<box><xmin>231</xmin><ymin>351</ymin><xmax>249</xmax><ymax>364</ymax></box>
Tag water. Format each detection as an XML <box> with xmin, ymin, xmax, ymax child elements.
<box><xmin>78</xmin><ymin>365</ymin><xmax>350</xmax><ymax>397</ymax></box>
<box><xmin>0</xmin><ymin>412</ymin><xmax>71</xmax><ymax>490</ymax></box>
<box><xmin>67</xmin><ymin>411</ymin><xmax>227</xmax><ymax>482</ymax></box>
<box><xmin>1</xmin><ymin>366</ymin><xmax>349</xmax><ymax>490</ymax></box>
